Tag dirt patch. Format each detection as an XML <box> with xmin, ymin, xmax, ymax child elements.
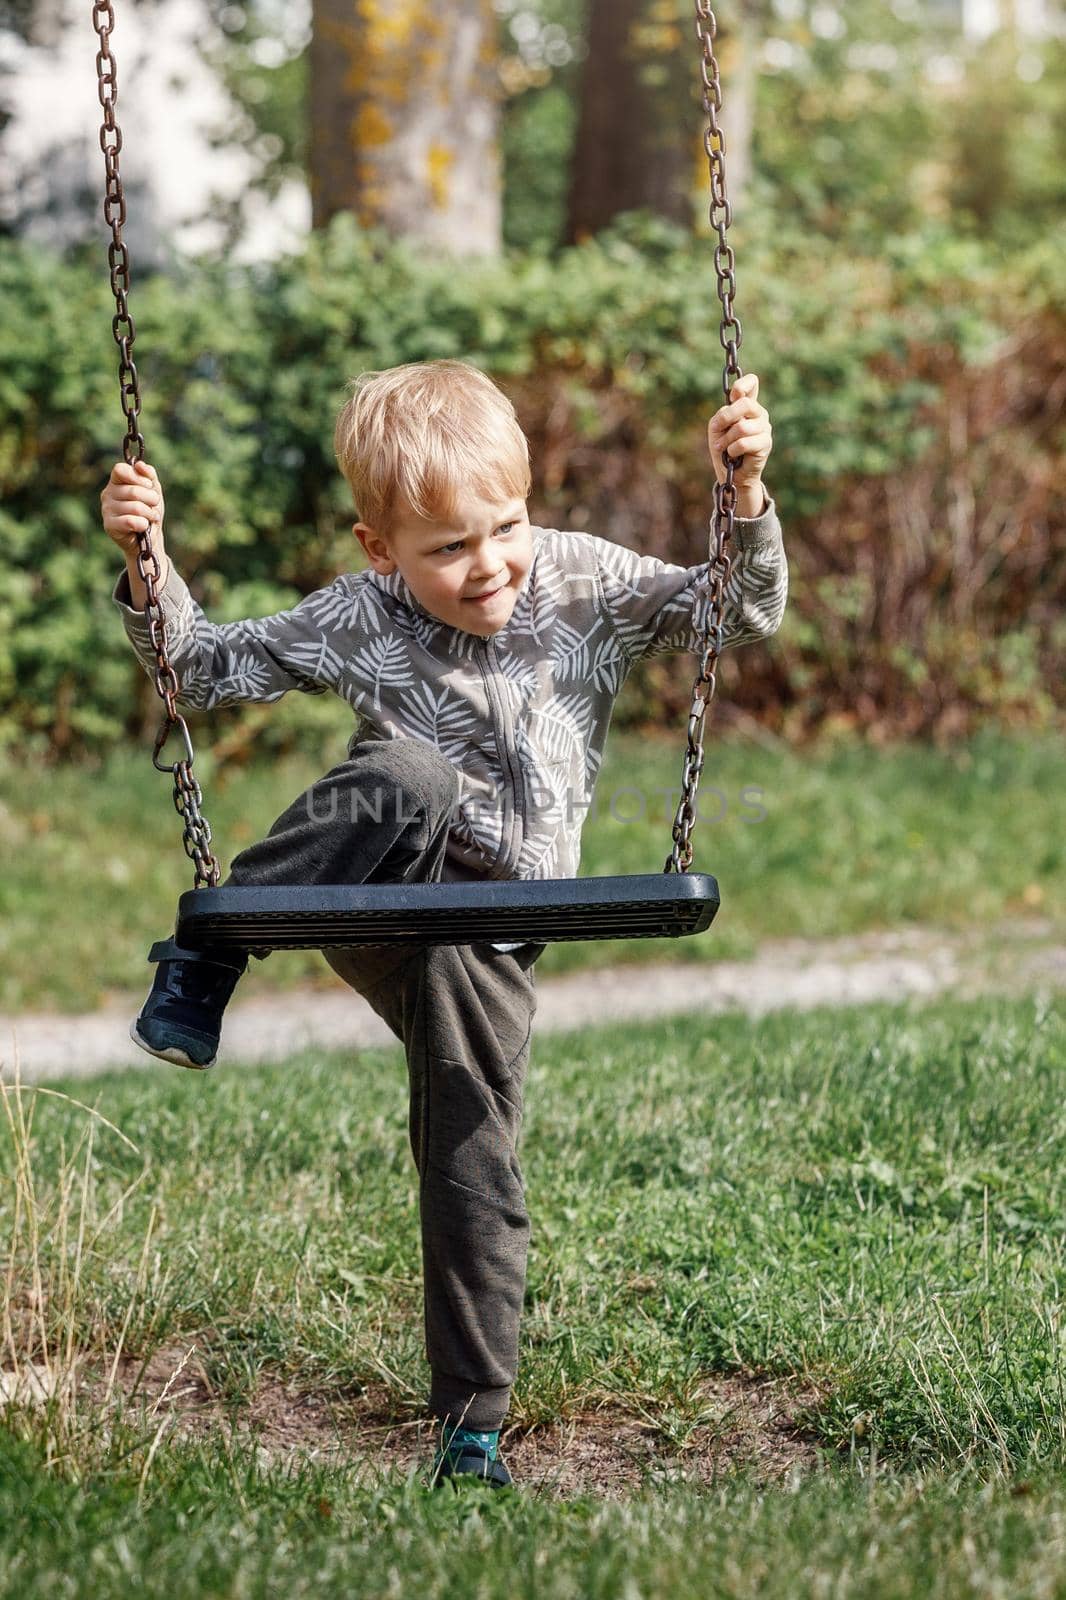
<box><xmin>498</xmin><ymin>1375</ymin><xmax>828</xmax><ymax>1499</ymax></box>
<box><xmin>75</xmin><ymin>1342</ymin><xmax>828</xmax><ymax>1498</ymax></box>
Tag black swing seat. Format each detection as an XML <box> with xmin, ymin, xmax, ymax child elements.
<box><xmin>174</xmin><ymin>873</ymin><xmax>720</xmax><ymax>953</ymax></box>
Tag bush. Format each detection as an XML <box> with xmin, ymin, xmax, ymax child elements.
<box><xmin>1</xmin><ymin>212</ymin><xmax>1063</xmax><ymax>761</ymax></box>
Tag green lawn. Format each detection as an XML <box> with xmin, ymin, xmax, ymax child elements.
<box><xmin>2</xmin><ymin>995</ymin><xmax>1065</xmax><ymax>1595</ymax></box>
<box><xmin>0</xmin><ymin>730</ymin><xmax>1062</xmax><ymax>1012</ymax></box>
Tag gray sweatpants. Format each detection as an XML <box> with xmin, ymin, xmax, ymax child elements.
<box><xmin>225</xmin><ymin>737</ymin><xmax>543</xmax><ymax>1431</ymax></box>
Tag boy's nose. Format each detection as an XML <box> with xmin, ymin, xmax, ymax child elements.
<box><xmin>469</xmin><ymin>554</ymin><xmax>505</xmax><ymax>583</ymax></box>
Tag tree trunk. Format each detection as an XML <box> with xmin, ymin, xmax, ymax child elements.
<box><xmin>566</xmin><ymin>0</ymin><xmax>695</xmax><ymax>242</ymax></box>
<box><xmin>310</xmin><ymin>0</ymin><xmax>501</xmax><ymax>256</ymax></box>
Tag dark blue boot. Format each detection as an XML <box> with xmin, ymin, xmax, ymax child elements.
<box><xmin>130</xmin><ymin>938</ymin><xmax>248</xmax><ymax>1071</ymax></box>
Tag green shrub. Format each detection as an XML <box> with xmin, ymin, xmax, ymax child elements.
<box><xmin>1</xmin><ymin>214</ymin><xmax>1062</xmax><ymax>759</ymax></box>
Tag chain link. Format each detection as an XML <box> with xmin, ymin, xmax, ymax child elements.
<box><xmin>92</xmin><ymin>0</ymin><xmax>735</xmax><ymax>889</ymax></box>
<box><xmin>92</xmin><ymin>1</ymin><xmax>221</xmax><ymax>888</ymax></box>
<box><xmin>664</xmin><ymin>1</ymin><xmax>744</xmax><ymax>875</ymax></box>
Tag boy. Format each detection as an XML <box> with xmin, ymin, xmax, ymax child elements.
<box><xmin>103</xmin><ymin>359</ymin><xmax>786</xmax><ymax>1488</ymax></box>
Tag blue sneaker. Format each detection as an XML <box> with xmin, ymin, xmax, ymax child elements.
<box><xmin>430</xmin><ymin>1424</ymin><xmax>513</xmax><ymax>1489</ymax></box>
<box><xmin>130</xmin><ymin>938</ymin><xmax>247</xmax><ymax>1071</ymax></box>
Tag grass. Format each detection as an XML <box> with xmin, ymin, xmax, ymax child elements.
<box><xmin>0</xmin><ymin>728</ymin><xmax>1063</xmax><ymax>1012</ymax></box>
<box><xmin>2</xmin><ymin>1444</ymin><xmax>1066</xmax><ymax>1600</ymax></box>
<box><xmin>1</xmin><ymin>993</ymin><xmax>1065</xmax><ymax>1595</ymax></box>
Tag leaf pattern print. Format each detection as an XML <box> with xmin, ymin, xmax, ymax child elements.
<box><xmin>526</xmin><ymin>696</ymin><xmax>589</xmax><ymax>766</ymax></box>
<box><xmin>215</xmin><ymin>612</ymin><xmax>285</xmax><ymax>644</ymax></box>
<box><xmin>450</xmin><ymin>805</ymin><xmax>485</xmax><ymax>851</ymax></box>
<box><xmin>409</xmin><ymin>608</ymin><xmax>443</xmax><ymax>652</ymax></box>
<box><xmin>546</xmin><ymin>617</ymin><xmax>597</xmax><ymax>682</ymax></box>
<box><xmin>347</xmin><ymin>634</ymin><xmax>417</xmax><ymax>712</ymax></box>
<box><xmin>312</xmin><ymin>577</ymin><xmax>384</xmax><ymax>637</ymax></box>
<box><xmin>591</xmin><ymin>527</ymin><xmax>787</xmax><ymax>661</ymax></box>
<box><xmin>116</xmin><ymin>509</ymin><xmax>787</xmax><ymax>882</ymax></box>
<box><xmin>443</xmin><ymin>628</ymin><xmax>487</xmax><ymax>664</ymax></box>
<box><xmin>282</xmin><ymin>636</ymin><xmax>349</xmax><ymax>689</ymax></box>
<box><xmin>588</xmin><ymin>636</ymin><xmax>626</xmax><ymax>696</ymax></box>
<box><xmin>397</xmin><ymin>682</ymin><xmax>480</xmax><ymax>762</ymax></box>
<box><xmin>493</xmin><ymin>647</ymin><xmax>539</xmax><ymax>714</ymax></box>
<box><xmin>211</xmin><ymin>650</ymin><xmax>291</xmax><ymax>705</ymax></box>
<box><xmin>174</xmin><ymin>661</ymin><xmax>212</xmax><ymax>712</ymax></box>
<box><xmin>516</xmin><ymin>825</ymin><xmax>562</xmax><ymax>878</ymax></box>
<box><xmin>521</xmin><ymin>572</ymin><xmax>561</xmax><ymax>649</ymax></box>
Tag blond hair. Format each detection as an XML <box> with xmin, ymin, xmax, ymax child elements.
<box><xmin>333</xmin><ymin>360</ymin><xmax>531</xmax><ymax>534</ymax></box>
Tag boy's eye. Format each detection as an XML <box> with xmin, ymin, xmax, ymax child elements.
<box><xmin>435</xmin><ymin>522</ymin><xmax>515</xmax><ymax>555</ymax></box>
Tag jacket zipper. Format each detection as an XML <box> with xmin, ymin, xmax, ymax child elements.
<box><xmin>476</xmin><ymin>636</ymin><xmax>523</xmax><ymax>876</ymax></box>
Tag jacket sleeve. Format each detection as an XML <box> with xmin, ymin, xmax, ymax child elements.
<box><xmin>591</xmin><ymin>495</ymin><xmax>788</xmax><ymax>664</ymax></box>
<box><xmin>111</xmin><ymin>561</ymin><xmax>362</xmax><ymax>711</ymax></box>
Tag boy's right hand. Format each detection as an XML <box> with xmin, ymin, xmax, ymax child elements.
<box><xmin>100</xmin><ymin>460</ymin><xmax>166</xmax><ymax>559</ymax></box>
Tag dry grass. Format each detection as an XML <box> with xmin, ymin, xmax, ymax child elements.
<box><xmin>0</xmin><ymin>1048</ymin><xmax>157</xmax><ymax>1473</ymax></box>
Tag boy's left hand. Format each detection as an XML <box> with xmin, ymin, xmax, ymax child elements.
<box><xmin>708</xmin><ymin>373</ymin><xmax>772</xmax><ymax>493</ymax></box>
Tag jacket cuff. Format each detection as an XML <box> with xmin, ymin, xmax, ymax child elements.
<box><xmin>729</xmin><ymin>493</ymin><xmax>782</xmax><ymax>552</ymax></box>
<box><xmin>111</xmin><ymin>560</ymin><xmax>192</xmax><ymax>649</ymax></box>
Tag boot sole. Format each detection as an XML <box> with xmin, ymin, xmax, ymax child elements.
<box><xmin>430</xmin><ymin>1451</ymin><xmax>513</xmax><ymax>1489</ymax></box>
<box><xmin>129</xmin><ymin>1019</ymin><xmax>217</xmax><ymax>1071</ymax></box>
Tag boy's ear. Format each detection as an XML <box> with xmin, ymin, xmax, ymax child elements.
<box><xmin>353</xmin><ymin>521</ymin><xmax>396</xmax><ymax>575</ymax></box>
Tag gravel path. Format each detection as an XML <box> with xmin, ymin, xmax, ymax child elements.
<box><xmin>3</xmin><ymin>923</ymin><xmax>1062</xmax><ymax>1085</ymax></box>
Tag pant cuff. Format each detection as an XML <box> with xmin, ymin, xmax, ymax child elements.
<box><xmin>430</xmin><ymin>1381</ymin><xmax>512</xmax><ymax>1432</ymax></box>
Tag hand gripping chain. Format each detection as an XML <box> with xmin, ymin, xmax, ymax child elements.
<box><xmin>664</xmin><ymin>1</ymin><xmax>744</xmax><ymax>875</ymax></box>
<box><xmin>92</xmin><ymin>2</ymin><xmax>221</xmax><ymax>888</ymax></box>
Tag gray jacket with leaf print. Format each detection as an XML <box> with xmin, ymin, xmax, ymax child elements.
<box><xmin>112</xmin><ymin>499</ymin><xmax>788</xmax><ymax>884</ymax></box>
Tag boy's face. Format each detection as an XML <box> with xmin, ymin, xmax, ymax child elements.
<box><xmin>355</xmin><ymin>490</ymin><xmax>533</xmax><ymax>638</ymax></box>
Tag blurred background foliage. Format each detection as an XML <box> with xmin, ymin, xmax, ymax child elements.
<box><xmin>199</xmin><ymin>0</ymin><xmax>1066</xmax><ymax>254</ymax></box>
<box><xmin>0</xmin><ymin>0</ymin><xmax>1063</xmax><ymax>762</ymax></box>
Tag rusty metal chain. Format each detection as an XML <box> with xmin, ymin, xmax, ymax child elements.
<box><xmin>92</xmin><ymin>1</ymin><xmax>221</xmax><ymax>888</ymax></box>
<box><xmin>664</xmin><ymin>0</ymin><xmax>744</xmax><ymax>875</ymax></box>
